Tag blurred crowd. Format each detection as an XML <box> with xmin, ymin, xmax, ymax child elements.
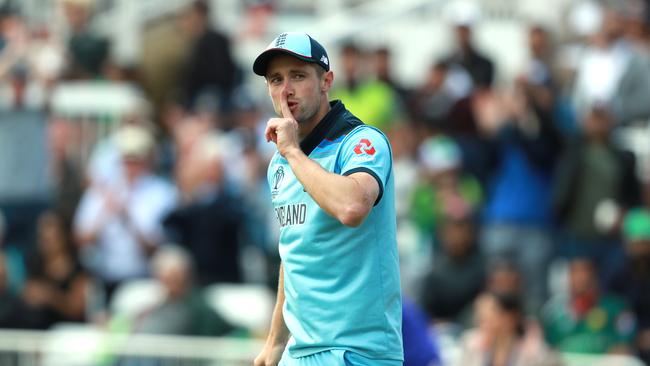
<box><xmin>1</xmin><ymin>0</ymin><xmax>650</xmax><ymax>365</ymax></box>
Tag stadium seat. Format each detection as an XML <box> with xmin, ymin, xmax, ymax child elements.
<box><xmin>109</xmin><ymin>279</ymin><xmax>166</xmax><ymax>318</ymax></box>
<box><xmin>203</xmin><ymin>283</ymin><xmax>274</xmax><ymax>334</ymax></box>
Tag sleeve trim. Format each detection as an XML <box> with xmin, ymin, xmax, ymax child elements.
<box><xmin>343</xmin><ymin>167</ymin><xmax>384</xmax><ymax>206</ymax></box>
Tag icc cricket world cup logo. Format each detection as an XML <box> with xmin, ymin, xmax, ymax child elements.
<box><xmin>272</xmin><ymin>166</ymin><xmax>285</xmax><ymax>199</ymax></box>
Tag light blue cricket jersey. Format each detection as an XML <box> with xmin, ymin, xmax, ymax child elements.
<box><xmin>267</xmin><ymin>101</ymin><xmax>403</xmax><ymax>361</ymax></box>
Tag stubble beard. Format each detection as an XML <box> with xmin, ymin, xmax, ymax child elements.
<box><xmin>294</xmin><ymin>100</ymin><xmax>320</xmax><ymax>125</ymax></box>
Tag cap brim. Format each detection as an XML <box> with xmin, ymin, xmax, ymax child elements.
<box><xmin>253</xmin><ymin>48</ymin><xmax>315</xmax><ymax>76</ymax></box>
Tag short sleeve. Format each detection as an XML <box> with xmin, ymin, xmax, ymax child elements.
<box><xmin>337</xmin><ymin>127</ymin><xmax>392</xmax><ymax>205</ymax></box>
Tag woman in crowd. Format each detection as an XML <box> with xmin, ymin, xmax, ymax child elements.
<box><xmin>456</xmin><ymin>291</ymin><xmax>559</xmax><ymax>366</ymax></box>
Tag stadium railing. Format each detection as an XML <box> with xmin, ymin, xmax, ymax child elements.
<box><xmin>0</xmin><ymin>328</ymin><xmax>264</xmax><ymax>366</ymax></box>
<box><xmin>0</xmin><ymin>327</ymin><xmax>645</xmax><ymax>366</ymax></box>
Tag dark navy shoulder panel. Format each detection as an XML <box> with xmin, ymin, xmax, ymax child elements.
<box><xmin>300</xmin><ymin>100</ymin><xmax>363</xmax><ymax>156</ymax></box>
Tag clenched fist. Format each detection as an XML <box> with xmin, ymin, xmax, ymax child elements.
<box><xmin>253</xmin><ymin>342</ymin><xmax>285</xmax><ymax>366</ymax></box>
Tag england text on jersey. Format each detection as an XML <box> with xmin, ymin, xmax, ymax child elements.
<box><xmin>275</xmin><ymin>203</ymin><xmax>307</xmax><ymax>227</ymax></box>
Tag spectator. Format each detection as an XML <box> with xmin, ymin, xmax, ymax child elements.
<box><xmin>519</xmin><ymin>25</ymin><xmax>559</xmax><ymax>127</ymax></box>
<box><xmin>443</xmin><ymin>2</ymin><xmax>495</xmax><ymax>90</ymax></box>
<box><xmin>456</xmin><ymin>292</ymin><xmax>559</xmax><ymax>366</ymax></box>
<box><xmin>164</xmin><ymin>132</ymin><xmax>246</xmax><ymax>285</ymax></box>
<box><xmin>60</xmin><ymin>0</ymin><xmax>109</xmax><ymax>79</ymax></box>
<box><xmin>609</xmin><ymin>208</ymin><xmax>650</xmax><ymax>364</ymax></box>
<box><xmin>133</xmin><ymin>245</ymin><xmax>234</xmax><ymax>336</ymax></box>
<box><xmin>408</xmin><ymin>61</ymin><xmax>458</xmax><ymax>132</ymax></box>
<box><xmin>571</xmin><ymin>6</ymin><xmax>650</xmax><ymax>124</ymax></box>
<box><xmin>541</xmin><ymin>257</ymin><xmax>637</xmax><ymax>355</ymax></box>
<box><xmin>419</xmin><ymin>213</ymin><xmax>485</xmax><ymax>325</ymax></box>
<box><xmin>331</xmin><ymin>42</ymin><xmax>402</xmax><ymax>132</ymax></box>
<box><xmin>372</xmin><ymin>46</ymin><xmax>409</xmax><ymax>105</ymax></box>
<box><xmin>430</xmin><ymin>3</ymin><xmax>499</xmax><ymax>179</ymax></box>
<box><xmin>553</xmin><ymin>105</ymin><xmax>640</xmax><ymax>284</ymax></box>
<box><xmin>20</xmin><ymin>212</ymin><xmax>87</xmax><ymax>329</ymax></box>
<box><xmin>179</xmin><ymin>0</ymin><xmax>239</xmax><ymax>112</ymax></box>
<box><xmin>486</xmin><ymin>259</ymin><xmax>523</xmax><ymax>298</ymax></box>
<box><xmin>74</xmin><ymin>125</ymin><xmax>178</xmax><ymax>302</ymax></box>
<box><xmin>47</xmin><ymin>118</ymin><xmax>83</xmax><ymax>231</ymax></box>
<box><xmin>409</xmin><ymin>135</ymin><xmax>482</xmax><ymax>241</ymax></box>
<box><xmin>437</xmin><ymin>3</ymin><xmax>497</xmax><ymax>183</ymax></box>
<box><xmin>474</xmin><ymin>86</ymin><xmax>561</xmax><ymax>314</ymax></box>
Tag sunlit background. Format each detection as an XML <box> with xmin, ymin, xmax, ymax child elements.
<box><xmin>0</xmin><ymin>0</ymin><xmax>649</xmax><ymax>365</ymax></box>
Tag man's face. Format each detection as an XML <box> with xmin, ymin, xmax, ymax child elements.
<box><xmin>528</xmin><ymin>27</ymin><xmax>548</xmax><ymax>57</ymax></box>
<box><xmin>455</xmin><ymin>25</ymin><xmax>472</xmax><ymax>48</ymax></box>
<box><xmin>123</xmin><ymin>157</ymin><xmax>149</xmax><ymax>182</ymax></box>
<box><xmin>266</xmin><ymin>54</ymin><xmax>330</xmax><ymax>124</ymax></box>
<box><xmin>569</xmin><ymin>259</ymin><xmax>597</xmax><ymax>296</ymax></box>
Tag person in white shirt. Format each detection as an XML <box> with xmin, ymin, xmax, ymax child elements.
<box><xmin>74</xmin><ymin>125</ymin><xmax>177</xmax><ymax>302</ymax></box>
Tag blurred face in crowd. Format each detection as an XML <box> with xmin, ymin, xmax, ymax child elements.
<box><xmin>583</xmin><ymin>107</ymin><xmax>611</xmax><ymax>141</ymax></box>
<box><xmin>62</xmin><ymin>2</ymin><xmax>91</xmax><ymax>32</ymax></box>
<box><xmin>158</xmin><ymin>262</ymin><xmax>190</xmax><ymax>300</ymax></box>
<box><xmin>431</xmin><ymin>168</ymin><xmax>459</xmax><ymax>190</ymax></box>
<box><xmin>200</xmin><ymin>155</ymin><xmax>225</xmax><ymax>186</ymax></box>
<box><xmin>600</xmin><ymin>10</ymin><xmax>625</xmax><ymax>43</ymax></box>
<box><xmin>374</xmin><ymin>48</ymin><xmax>391</xmax><ymax>80</ymax></box>
<box><xmin>476</xmin><ymin>295</ymin><xmax>500</xmax><ymax>337</ymax></box>
<box><xmin>37</xmin><ymin>212</ymin><xmax>66</xmax><ymax>256</ymax></box>
<box><xmin>123</xmin><ymin>156</ymin><xmax>150</xmax><ymax>183</ymax></box>
<box><xmin>626</xmin><ymin>239</ymin><xmax>650</xmax><ymax>260</ymax></box>
<box><xmin>441</xmin><ymin>219</ymin><xmax>474</xmax><ymax>259</ymax></box>
<box><xmin>474</xmin><ymin>293</ymin><xmax>517</xmax><ymax>341</ymax></box>
<box><xmin>425</xmin><ymin>63</ymin><xmax>448</xmax><ymax>91</ymax></box>
<box><xmin>528</xmin><ymin>26</ymin><xmax>549</xmax><ymax>58</ymax></box>
<box><xmin>266</xmin><ymin>54</ymin><xmax>333</xmax><ymax>129</ymax></box>
<box><xmin>475</xmin><ymin>294</ymin><xmax>520</xmax><ymax>340</ymax></box>
<box><xmin>487</xmin><ymin>264</ymin><xmax>522</xmax><ymax>296</ymax></box>
<box><xmin>455</xmin><ymin>25</ymin><xmax>472</xmax><ymax>50</ymax></box>
<box><xmin>341</xmin><ymin>46</ymin><xmax>362</xmax><ymax>80</ymax></box>
<box><xmin>569</xmin><ymin>259</ymin><xmax>597</xmax><ymax>297</ymax></box>
<box><xmin>179</xmin><ymin>4</ymin><xmax>208</xmax><ymax>38</ymax></box>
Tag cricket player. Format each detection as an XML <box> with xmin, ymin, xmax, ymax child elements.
<box><xmin>252</xmin><ymin>32</ymin><xmax>403</xmax><ymax>366</ymax></box>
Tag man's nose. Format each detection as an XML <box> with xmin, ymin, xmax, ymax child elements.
<box><xmin>281</xmin><ymin>80</ymin><xmax>295</xmax><ymax>96</ymax></box>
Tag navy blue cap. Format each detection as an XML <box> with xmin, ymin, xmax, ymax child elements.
<box><xmin>253</xmin><ymin>32</ymin><xmax>330</xmax><ymax>76</ymax></box>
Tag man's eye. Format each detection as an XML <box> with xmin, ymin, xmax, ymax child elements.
<box><xmin>270</xmin><ymin>77</ymin><xmax>281</xmax><ymax>84</ymax></box>
<box><xmin>293</xmin><ymin>74</ymin><xmax>305</xmax><ymax>80</ymax></box>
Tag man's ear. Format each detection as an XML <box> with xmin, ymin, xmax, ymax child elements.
<box><xmin>321</xmin><ymin>70</ymin><xmax>334</xmax><ymax>92</ymax></box>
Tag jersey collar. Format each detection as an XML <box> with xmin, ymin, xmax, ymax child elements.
<box><xmin>300</xmin><ymin>100</ymin><xmax>344</xmax><ymax>156</ymax></box>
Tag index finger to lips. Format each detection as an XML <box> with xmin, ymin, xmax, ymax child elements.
<box><xmin>280</xmin><ymin>92</ymin><xmax>293</xmax><ymax>120</ymax></box>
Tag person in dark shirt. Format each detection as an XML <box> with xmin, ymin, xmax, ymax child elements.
<box><xmin>164</xmin><ymin>132</ymin><xmax>244</xmax><ymax>285</ymax></box>
<box><xmin>61</xmin><ymin>0</ymin><xmax>109</xmax><ymax>79</ymax></box>
<box><xmin>22</xmin><ymin>212</ymin><xmax>88</xmax><ymax>329</ymax></box>
<box><xmin>420</xmin><ymin>214</ymin><xmax>485</xmax><ymax>324</ymax></box>
<box><xmin>444</xmin><ymin>14</ymin><xmax>495</xmax><ymax>90</ymax></box>
<box><xmin>553</xmin><ymin>105</ymin><xmax>640</xmax><ymax>285</ymax></box>
<box><xmin>179</xmin><ymin>0</ymin><xmax>239</xmax><ymax>112</ymax></box>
